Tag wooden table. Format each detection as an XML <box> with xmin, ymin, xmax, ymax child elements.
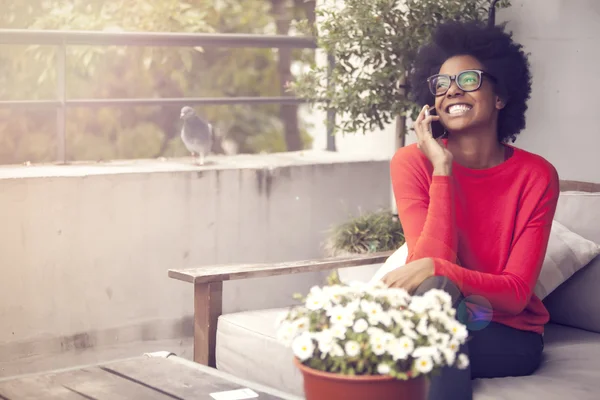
<box><xmin>0</xmin><ymin>352</ymin><xmax>303</xmax><ymax>400</ymax></box>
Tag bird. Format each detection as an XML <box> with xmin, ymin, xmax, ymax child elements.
<box><xmin>180</xmin><ymin>106</ymin><xmax>214</xmax><ymax>165</ymax></box>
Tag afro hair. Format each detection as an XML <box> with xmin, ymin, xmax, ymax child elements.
<box><xmin>409</xmin><ymin>20</ymin><xmax>532</xmax><ymax>143</ymax></box>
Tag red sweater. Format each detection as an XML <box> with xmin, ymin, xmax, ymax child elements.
<box><xmin>391</xmin><ymin>143</ymin><xmax>560</xmax><ymax>334</ymax></box>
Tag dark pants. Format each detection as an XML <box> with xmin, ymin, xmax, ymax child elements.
<box><xmin>413</xmin><ymin>276</ymin><xmax>545</xmax><ymax>400</ymax></box>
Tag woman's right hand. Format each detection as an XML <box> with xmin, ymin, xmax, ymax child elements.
<box><xmin>414</xmin><ymin>105</ymin><xmax>453</xmax><ymax>176</ymax></box>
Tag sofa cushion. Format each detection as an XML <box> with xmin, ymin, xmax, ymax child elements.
<box><xmin>534</xmin><ymin>220</ymin><xmax>600</xmax><ymax>299</ymax></box>
<box><xmin>216</xmin><ymin>308</ymin><xmax>305</xmax><ymax>397</ymax></box>
<box><xmin>473</xmin><ymin>323</ymin><xmax>600</xmax><ymax>399</ymax></box>
<box><xmin>216</xmin><ymin>308</ymin><xmax>600</xmax><ymax>399</ymax></box>
<box><xmin>544</xmin><ymin>255</ymin><xmax>600</xmax><ymax>333</ymax></box>
<box><xmin>554</xmin><ymin>191</ymin><xmax>600</xmax><ymax>244</ymax></box>
<box><xmin>544</xmin><ymin>191</ymin><xmax>600</xmax><ymax>333</ymax></box>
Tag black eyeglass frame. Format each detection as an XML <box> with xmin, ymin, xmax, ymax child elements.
<box><xmin>427</xmin><ymin>69</ymin><xmax>497</xmax><ymax>97</ymax></box>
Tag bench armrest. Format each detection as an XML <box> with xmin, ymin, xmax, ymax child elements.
<box><xmin>168</xmin><ymin>251</ymin><xmax>392</xmax><ymax>367</ymax></box>
<box><xmin>168</xmin><ymin>251</ymin><xmax>393</xmax><ymax>284</ymax></box>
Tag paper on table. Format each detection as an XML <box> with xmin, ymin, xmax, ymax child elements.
<box><xmin>209</xmin><ymin>388</ymin><xmax>259</xmax><ymax>400</ymax></box>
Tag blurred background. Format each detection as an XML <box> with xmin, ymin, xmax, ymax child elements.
<box><xmin>0</xmin><ymin>0</ymin><xmax>320</xmax><ymax>164</ymax></box>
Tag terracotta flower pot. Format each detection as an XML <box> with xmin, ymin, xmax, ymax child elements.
<box><xmin>294</xmin><ymin>358</ymin><xmax>428</xmax><ymax>400</ymax></box>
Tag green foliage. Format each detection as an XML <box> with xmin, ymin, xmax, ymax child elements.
<box><xmin>0</xmin><ymin>0</ymin><xmax>314</xmax><ymax>164</ymax></box>
<box><xmin>324</xmin><ymin>210</ymin><xmax>405</xmax><ymax>256</ymax></box>
<box><xmin>292</xmin><ymin>0</ymin><xmax>512</xmax><ymax>136</ymax></box>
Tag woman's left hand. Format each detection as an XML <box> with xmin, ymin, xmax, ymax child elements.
<box><xmin>382</xmin><ymin>257</ymin><xmax>435</xmax><ymax>293</ymax></box>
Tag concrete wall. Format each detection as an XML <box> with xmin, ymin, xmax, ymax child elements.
<box><xmin>0</xmin><ymin>152</ymin><xmax>390</xmax><ymax>375</ymax></box>
<box><xmin>498</xmin><ymin>0</ymin><xmax>600</xmax><ymax>182</ymax></box>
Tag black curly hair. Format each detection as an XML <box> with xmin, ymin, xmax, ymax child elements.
<box><xmin>409</xmin><ymin>20</ymin><xmax>532</xmax><ymax>143</ymax></box>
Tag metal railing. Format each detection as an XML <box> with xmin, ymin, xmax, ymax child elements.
<box><xmin>0</xmin><ymin>29</ymin><xmax>336</xmax><ymax>163</ymax></box>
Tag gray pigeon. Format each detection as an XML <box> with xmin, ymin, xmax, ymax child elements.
<box><xmin>180</xmin><ymin>106</ymin><xmax>214</xmax><ymax>165</ymax></box>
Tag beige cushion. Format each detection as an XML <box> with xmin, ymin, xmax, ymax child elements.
<box><xmin>554</xmin><ymin>191</ymin><xmax>600</xmax><ymax>244</ymax></box>
<box><xmin>534</xmin><ymin>220</ymin><xmax>600</xmax><ymax>299</ymax></box>
<box><xmin>216</xmin><ymin>308</ymin><xmax>305</xmax><ymax>397</ymax></box>
<box><xmin>545</xmin><ymin>191</ymin><xmax>600</xmax><ymax>332</ymax></box>
<box><xmin>216</xmin><ymin>308</ymin><xmax>600</xmax><ymax>399</ymax></box>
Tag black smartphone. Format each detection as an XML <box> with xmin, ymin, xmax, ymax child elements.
<box><xmin>424</xmin><ymin>106</ymin><xmax>445</xmax><ymax>139</ymax></box>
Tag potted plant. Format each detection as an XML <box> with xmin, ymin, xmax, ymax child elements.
<box><xmin>323</xmin><ymin>209</ymin><xmax>404</xmax><ymax>257</ymax></box>
<box><xmin>276</xmin><ymin>274</ymin><xmax>469</xmax><ymax>400</ymax></box>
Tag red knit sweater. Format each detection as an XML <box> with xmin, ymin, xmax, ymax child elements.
<box><xmin>391</xmin><ymin>143</ymin><xmax>560</xmax><ymax>334</ymax></box>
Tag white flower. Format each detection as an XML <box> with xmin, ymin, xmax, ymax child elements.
<box><xmin>344</xmin><ymin>340</ymin><xmax>361</xmax><ymax>357</ymax></box>
<box><xmin>353</xmin><ymin>318</ymin><xmax>369</xmax><ymax>333</ymax></box>
<box><xmin>315</xmin><ymin>330</ymin><xmax>334</xmax><ymax>356</ymax></box>
<box><xmin>415</xmin><ymin>356</ymin><xmax>434</xmax><ymax>374</ymax></box>
<box><xmin>305</xmin><ymin>287</ymin><xmax>330</xmax><ymax>311</ymax></box>
<box><xmin>447</xmin><ymin>339</ymin><xmax>461</xmax><ymax>353</ymax></box>
<box><xmin>322</xmin><ymin>285</ymin><xmax>347</xmax><ymax>304</ymax></box>
<box><xmin>386</xmin><ymin>337</ymin><xmax>412</xmax><ymax>361</ymax></box>
<box><xmin>378</xmin><ymin>311</ymin><xmax>392</xmax><ymax>327</ymax></box>
<box><xmin>330</xmin><ymin>343</ymin><xmax>345</xmax><ymax>357</ymax></box>
<box><xmin>448</xmin><ymin>321</ymin><xmax>469</xmax><ymax>342</ymax></box>
<box><xmin>428</xmin><ymin>310</ymin><xmax>452</xmax><ymax>327</ymax></box>
<box><xmin>408</xmin><ymin>296</ymin><xmax>431</xmax><ymax>314</ymax></box>
<box><xmin>441</xmin><ymin>348</ymin><xmax>456</xmax><ymax>365</ymax></box>
<box><xmin>387</xmin><ymin>288</ymin><xmax>411</xmax><ymax>307</ymax></box>
<box><xmin>413</xmin><ymin>346</ymin><xmax>442</xmax><ymax>364</ymax></box>
<box><xmin>276</xmin><ymin>321</ymin><xmax>297</xmax><ymax>346</ymax></box>
<box><xmin>390</xmin><ymin>310</ymin><xmax>416</xmax><ymax>332</ymax></box>
<box><xmin>427</xmin><ymin>288</ymin><xmax>453</xmax><ymax>306</ymax></box>
<box><xmin>457</xmin><ymin>353</ymin><xmax>470</xmax><ymax>369</ymax></box>
<box><xmin>293</xmin><ymin>317</ymin><xmax>310</xmax><ymax>333</ymax></box>
<box><xmin>377</xmin><ymin>363</ymin><xmax>391</xmax><ymax>375</ymax></box>
<box><xmin>369</xmin><ymin>331</ymin><xmax>393</xmax><ymax>356</ymax></box>
<box><xmin>327</xmin><ymin>305</ymin><xmax>355</xmax><ymax>327</ymax></box>
<box><xmin>292</xmin><ymin>332</ymin><xmax>315</xmax><ymax>361</ymax></box>
<box><xmin>402</xmin><ymin>327</ymin><xmax>419</xmax><ymax>340</ymax></box>
<box><xmin>399</xmin><ymin>336</ymin><xmax>415</xmax><ymax>353</ymax></box>
<box><xmin>416</xmin><ymin>317</ymin><xmax>429</xmax><ymax>336</ymax></box>
<box><xmin>330</xmin><ymin>324</ymin><xmax>347</xmax><ymax>340</ymax></box>
<box><xmin>367</xmin><ymin>326</ymin><xmax>383</xmax><ymax>336</ymax></box>
<box><xmin>387</xmin><ymin>309</ymin><xmax>404</xmax><ymax>324</ymax></box>
<box><xmin>361</xmin><ymin>300</ymin><xmax>385</xmax><ymax>325</ymax></box>
<box><xmin>345</xmin><ymin>299</ymin><xmax>361</xmax><ymax>314</ymax></box>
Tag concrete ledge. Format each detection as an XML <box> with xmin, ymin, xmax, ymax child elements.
<box><xmin>0</xmin><ymin>151</ymin><xmax>390</xmax><ymax>180</ymax></box>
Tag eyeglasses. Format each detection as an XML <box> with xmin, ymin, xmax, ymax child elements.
<box><xmin>427</xmin><ymin>69</ymin><xmax>496</xmax><ymax>96</ymax></box>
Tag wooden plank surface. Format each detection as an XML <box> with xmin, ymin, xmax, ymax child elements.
<box><xmin>560</xmin><ymin>179</ymin><xmax>600</xmax><ymax>193</ymax></box>
<box><xmin>0</xmin><ymin>356</ymin><xmax>294</xmax><ymax>399</ymax></box>
<box><xmin>106</xmin><ymin>357</ymin><xmax>286</xmax><ymax>399</ymax></box>
<box><xmin>0</xmin><ymin>374</ymin><xmax>83</xmax><ymax>400</ymax></box>
<box><xmin>168</xmin><ymin>251</ymin><xmax>393</xmax><ymax>284</ymax></box>
<box><xmin>0</xmin><ymin>365</ymin><xmax>177</xmax><ymax>399</ymax></box>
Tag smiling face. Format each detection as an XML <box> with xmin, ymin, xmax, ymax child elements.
<box><xmin>434</xmin><ymin>55</ymin><xmax>504</xmax><ymax>135</ymax></box>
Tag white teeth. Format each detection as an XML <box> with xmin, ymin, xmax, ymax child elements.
<box><xmin>448</xmin><ymin>105</ymin><xmax>472</xmax><ymax>115</ymax></box>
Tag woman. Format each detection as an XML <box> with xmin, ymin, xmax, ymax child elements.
<box><xmin>382</xmin><ymin>21</ymin><xmax>560</xmax><ymax>400</ymax></box>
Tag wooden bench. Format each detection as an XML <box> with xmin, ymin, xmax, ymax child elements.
<box><xmin>168</xmin><ymin>251</ymin><xmax>393</xmax><ymax>367</ymax></box>
<box><xmin>168</xmin><ymin>179</ymin><xmax>600</xmax><ymax>368</ymax></box>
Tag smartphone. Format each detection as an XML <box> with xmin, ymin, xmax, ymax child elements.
<box><xmin>424</xmin><ymin>106</ymin><xmax>445</xmax><ymax>139</ymax></box>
